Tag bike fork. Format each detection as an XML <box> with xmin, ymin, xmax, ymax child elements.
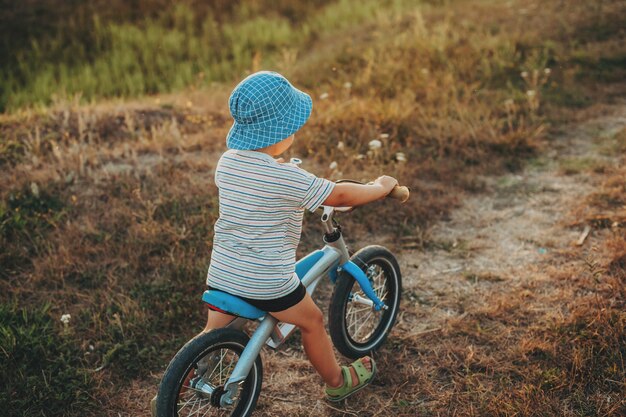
<box><xmin>340</xmin><ymin>261</ymin><xmax>388</xmax><ymax>311</ymax></box>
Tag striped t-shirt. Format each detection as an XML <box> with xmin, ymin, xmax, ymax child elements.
<box><xmin>206</xmin><ymin>150</ymin><xmax>335</xmax><ymax>300</ymax></box>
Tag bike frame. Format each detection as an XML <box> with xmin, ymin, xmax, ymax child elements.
<box><xmin>206</xmin><ymin>206</ymin><xmax>388</xmax><ymax>407</ymax></box>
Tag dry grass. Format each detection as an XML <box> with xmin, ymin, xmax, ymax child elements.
<box><xmin>1</xmin><ymin>0</ymin><xmax>625</xmax><ymax>416</ymax></box>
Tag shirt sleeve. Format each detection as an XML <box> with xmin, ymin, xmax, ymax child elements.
<box><xmin>300</xmin><ymin>174</ymin><xmax>336</xmax><ymax>212</ymax></box>
<box><xmin>278</xmin><ymin>163</ymin><xmax>335</xmax><ymax>212</ymax></box>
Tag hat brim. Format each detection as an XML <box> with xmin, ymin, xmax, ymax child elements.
<box><xmin>226</xmin><ymin>88</ymin><xmax>312</xmax><ymax>151</ymax></box>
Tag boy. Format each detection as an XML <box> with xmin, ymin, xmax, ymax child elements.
<box><xmin>205</xmin><ymin>71</ymin><xmax>398</xmax><ymax>401</ymax></box>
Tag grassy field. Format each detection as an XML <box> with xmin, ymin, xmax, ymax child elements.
<box><xmin>1</xmin><ymin>0</ymin><xmax>625</xmax><ymax>415</ymax></box>
<box><xmin>1</xmin><ymin>0</ymin><xmax>414</xmax><ymax>111</ymax></box>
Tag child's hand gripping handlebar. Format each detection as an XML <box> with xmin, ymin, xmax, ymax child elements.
<box><xmin>335</xmin><ymin>179</ymin><xmax>411</xmax><ymax>204</ymax></box>
<box><xmin>388</xmin><ymin>185</ymin><xmax>410</xmax><ymax>203</ymax></box>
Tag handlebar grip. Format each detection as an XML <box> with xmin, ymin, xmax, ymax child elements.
<box><xmin>388</xmin><ymin>185</ymin><xmax>410</xmax><ymax>203</ymax></box>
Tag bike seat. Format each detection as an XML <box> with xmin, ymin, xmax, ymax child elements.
<box><xmin>201</xmin><ymin>250</ymin><xmax>325</xmax><ymax>319</ymax></box>
<box><xmin>202</xmin><ymin>290</ymin><xmax>266</xmax><ymax>320</ymax></box>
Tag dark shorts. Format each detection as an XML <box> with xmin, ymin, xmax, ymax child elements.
<box><xmin>207</xmin><ymin>282</ymin><xmax>307</xmax><ymax>313</ymax></box>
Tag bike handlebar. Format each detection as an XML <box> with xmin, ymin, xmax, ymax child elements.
<box><xmin>388</xmin><ymin>185</ymin><xmax>410</xmax><ymax>203</ymax></box>
<box><xmin>334</xmin><ymin>179</ymin><xmax>410</xmax><ymax>203</ymax></box>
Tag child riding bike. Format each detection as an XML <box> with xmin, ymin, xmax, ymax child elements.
<box><xmin>174</xmin><ymin>71</ymin><xmax>399</xmax><ymax>405</ymax></box>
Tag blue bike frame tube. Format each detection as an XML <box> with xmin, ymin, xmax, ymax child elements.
<box><xmin>341</xmin><ymin>261</ymin><xmax>386</xmax><ymax>311</ymax></box>
<box><xmin>314</xmin><ymin>224</ymin><xmax>386</xmax><ymax>310</ymax></box>
<box><xmin>222</xmin><ymin>316</ymin><xmax>278</xmax><ymax>406</ymax></box>
<box><xmin>299</xmin><ymin>245</ymin><xmax>386</xmax><ymax>311</ymax></box>
<box><xmin>300</xmin><ymin>246</ymin><xmax>342</xmax><ymax>289</ymax></box>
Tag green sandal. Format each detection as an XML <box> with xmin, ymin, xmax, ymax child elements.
<box><xmin>325</xmin><ymin>357</ymin><xmax>377</xmax><ymax>402</ymax></box>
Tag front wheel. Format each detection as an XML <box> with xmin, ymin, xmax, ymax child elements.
<box><xmin>156</xmin><ymin>328</ymin><xmax>263</xmax><ymax>417</ymax></box>
<box><xmin>328</xmin><ymin>245</ymin><xmax>402</xmax><ymax>359</ymax></box>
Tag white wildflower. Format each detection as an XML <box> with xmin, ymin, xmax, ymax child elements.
<box><xmin>395</xmin><ymin>152</ymin><xmax>407</xmax><ymax>162</ymax></box>
<box><xmin>526</xmin><ymin>90</ymin><xmax>536</xmax><ymax>97</ymax></box>
<box><xmin>337</xmin><ymin>141</ymin><xmax>345</xmax><ymax>151</ymax></box>
<box><xmin>30</xmin><ymin>182</ymin><xmax>40</xmax><ymax>198</ymax></box>
<box><xmin>379</xmin><ymin>133</ymin><xmax>389</xmax><ymax>140</ymax></box>
<box><xmin>329</xmin><ymin>161</ymin><xmax>338</xmax><ymax>170</ymax></box>
<box><xmin>320</xmin><ymin>92</ymin><xmax>329</xmax><ymax>100</ymax></box>
<box><xmin>60</xmin><ymin>314</ymin><xmax>71</xmax><ymax>325</ymax></box>
<box><xmin>544</xmin><ymin>68</ymin><xmax>551</xmax><ymax>75</ymax></box>
<box><xmin>343</xmin><ymin>82</ymin><xmax>352</xmax><ymax>89</ymax></box>
<box><xmin>521</xmin><ymin>71</ymin><xmax>529</xmax><ymax>78</ymax></box>
<box><xmin>355</xmin><ymin>154</ymin><xmax>366</xmax><ymax>160</ymax></box>
<box><xmin>368</xmin><ymin>139</ymin><xmax>382</xmax><ymax>150</ymax></box>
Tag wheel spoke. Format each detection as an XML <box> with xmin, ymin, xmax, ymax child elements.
<box><xmin>206</xmin><ymin>349</ymin><xmax>227</xmax><ymax>383</ymax></box>
<box><xmin>188</xmin><ymin>396</ymin><xmax>201</xmax><ymax>415</ymax></box>
<box><xmin>353</xmin><ymin>310</ymin><xmax>374</xmax><ymax>337</ymax></box>
<box><xmin>178</xmin><ymin>394</ymin><xmax>201</xmax><ymax>414</ymax></box>
<box><xmin>176</xmin><ymin>349</ymin><xmax>244</xmax><ymax>416</ymax></box>
<box><xmin>347</xmin><ymin>304</ymin><xmax>374</xmax><ymax>314</ymax></box>
<box><xmin>218</xmin><ymin>349</ymin><xmax>225</xmax><ymax>384</ymax></box>
<box><xmin>189</xmin><ymin>398</ymin><xmax>213</xmax><ymax>416</ymax></box>
<box><xmin>347</xmin><ymin>301</ymin><xmax>378</xmax><ymax>339</ymax></box>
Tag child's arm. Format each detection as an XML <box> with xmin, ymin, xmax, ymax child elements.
<box><xmin>323</xmin><ymin>176</ymin><xmax>398</xmax><ymax>207</ymax></box>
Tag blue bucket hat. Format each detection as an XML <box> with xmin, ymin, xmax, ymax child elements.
<box><xmin>226</xmin><ymin>71</ymin><xmax>313</xmax><ymax>150</ymax></box>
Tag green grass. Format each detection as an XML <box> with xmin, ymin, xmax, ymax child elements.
<box><xmin>0</xmin><ymin>303</ymin><xmax>97</xmax><ymax>417</ymax></box>
<box><xmin>559</xmin><ymin>156</ymin><xmax>607</xmax><ymax>175</ymax></box>
<box><xmin>0</xmin><ymin>0</ymin><xmax>419</xmax><ymax>112</ymax></box>
<box><xmin>3</xmin><ymin>0</ymin><xmax>623</xmax><ymax>113</ymax></box>
<box><xmin>0</xmin><ymin>184</ymin><xmax>66</xmax><ymax>278</ymax></box>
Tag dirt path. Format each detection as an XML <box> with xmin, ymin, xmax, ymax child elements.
<box><xmin>397</xmin><ymin>102</ymin><xmax>626</xmax><ymax>337</ymax></box>
<box><xmin>235</xmin><ymin>103</ymin><xmax>625</xmax><ymax>417</ymax></box>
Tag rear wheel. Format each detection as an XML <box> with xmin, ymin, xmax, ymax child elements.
<box><xmin>328</xmin><ymin>245</ymin><xmax>402</xmax><ymax>359</ymax></box>
<box><xmin>156</xmin><ymin>328</ymin><xmax>262</xmax><ymax>417</ymax></box>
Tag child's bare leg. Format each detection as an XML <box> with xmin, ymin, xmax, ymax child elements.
<box><xmin>202</xmin><ymin>309</ymin><xmax>235</xmax><ymax>333</ymax></box>
<box><xmin>270</xmin><ymin>293</ymin><xmax>371</xmax><ymax>388</ymax></box>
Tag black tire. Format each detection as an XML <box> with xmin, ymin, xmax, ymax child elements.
<box><xmin>156</xmin><ymin>328</ymin><xmax>263</xmax><ymax>417</ymax></box>
<box><xmin>329</xmin><ymin>245</ymin><xmax>402</xmax><ymax>359</ymax></box>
